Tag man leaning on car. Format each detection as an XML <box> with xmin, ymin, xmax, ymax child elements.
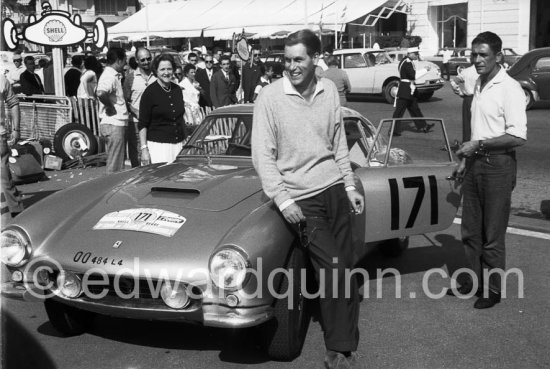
<box><xmin>252</xmin><ymin>29</ymin><xmax>365</xmax><ymax>369</ymax></box>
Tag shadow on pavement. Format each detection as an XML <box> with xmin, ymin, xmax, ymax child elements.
<box><xmin>37</xmin><ymin>317</ymin><xmax>270</xmax><ymax>365</ymax></box>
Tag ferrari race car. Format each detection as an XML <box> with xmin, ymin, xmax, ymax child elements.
<box><xmin>1</xmin><ymin>105</ymin><xmax>461</xmax><ymax>360</ymax></box>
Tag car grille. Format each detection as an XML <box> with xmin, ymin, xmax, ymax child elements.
<box><xmin>49</xmin><ymin>271</ymin><xmax>203</xmax><ymax>310</ymax></box>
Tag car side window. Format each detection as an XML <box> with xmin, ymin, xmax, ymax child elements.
<box><xmin>368</xmin><ymin>119</ymin><xmax>453</xmax><ymax>166</ymax></box>
<box><xmin>534</xmin><ymin>57</ymin><xmax>550</xmax><ymax>71</ymax></box>
<box><xmin>344</xmin><ymin>54</ymin><xmax>367</xmax><ymax>68</ymax></box>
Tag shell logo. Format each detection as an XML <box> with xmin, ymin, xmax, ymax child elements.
<box><xmin>44</xmin><ymin>19</ymin><xmax>66</xmax><ymax>42</ymax></box>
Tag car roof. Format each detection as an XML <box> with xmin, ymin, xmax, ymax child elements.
<box><xmin>508</xmin><ymin>47</ymin><xmax>550</xmax><ymax>74</ymax></box>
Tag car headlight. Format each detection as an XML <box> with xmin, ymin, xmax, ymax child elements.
<box><xmin>436</xmin><ymin>68</ymin><xmax>441</xmax><ymax>77</ymax></box>
<box><xmin>0</xmin><ymin>228</ymin><xmax>32</xmax><ymax>267</ymax></box>
<box><xmin>209</xmin><ymin>246</ymin><xmax>249</xmax><ymax>291</ymax></box>
<box><xmin>160</xmin><ymin>282</ymin><xmax>190</xmax><ymax>309</ymax></box>
<box><xmin>55</xmin><ymin>271</ymin><xmax>82</xmax><ymax>298</ymax></box>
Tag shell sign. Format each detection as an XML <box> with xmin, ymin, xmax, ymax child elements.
<box><xmin>2</xmin><ymin>1</ymin><xmax>107</xmax><ymax>50</ymax></box>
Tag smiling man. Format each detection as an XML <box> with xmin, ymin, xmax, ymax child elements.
<box><xmin>452</xmin><ymin>31</ymin><xmax>527</xmax><ymax>309</ymax></box>
<box><xmin>251</xmin><ymin>29</ymin><xmax>364</xmax><ymax>369</ymax></box>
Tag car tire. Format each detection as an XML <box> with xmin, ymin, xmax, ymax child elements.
<box><xmin>524</xmin><ymin>89</ymin><xmax>534</xmax><ymax>110</ymax></box>
<box><xmin>53</xmin><ymin>123</ymin><xmax>98</xmax><ymax>161</ymax></box>
<box><xmin>383</xmin><ymin>80</ymin><xmax>400</xmax><ymax>104</ymax></box>
<box><xmin>417</xmin><ymin>91</ymin><xmax>434</xmax><ymax>102</ymax></box>
<box><xmin>265</xmin><ymin>244</ymin><xmax>310</xmax><ymax>361</ymax></box>
<box><xmin>44</xmin><ymin>299</ymin><xmax>94</xmax><ymax>336</ymax></box>
<box><xmin>378</xmin><ymin>237</ymin><xmax>410</xmax><ymax>257</ymax></box>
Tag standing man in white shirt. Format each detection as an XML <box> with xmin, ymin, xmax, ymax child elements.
<box><xmin>123</xmin><ymin>47</ymin><xmax>156</xmax><ymax>168</ymax></box>
<box><xmin>7</xmin><ymin>54</ymin><xmax>24</xmax><ymax>93</ymax></box>
<box><xmin>452</xmin><ymin>31</ymin><xmax>527</xmax><ymax>309</ymax></box>
<box><xmin>97</xmin><ymin>47</ymin><xmax>128</xmax><ymax>174</ymax></box>
<box><xmin>441</xmin><ymin>46</ymin><xmax>454</xmax><ymax>81</ymax></box>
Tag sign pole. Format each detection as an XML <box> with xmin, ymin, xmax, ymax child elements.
<box><xmin>49</xmin><ymin>0</ymin><xmax>65</xmax><ymax>96</ymax></box>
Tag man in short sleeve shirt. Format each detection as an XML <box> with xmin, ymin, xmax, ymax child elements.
<box><xmin>453</xmin><ymin>32</ymin><xmax>527</xmax><ymax>309</ymax></box>
<box><xmin>97</xmin><ymin>47</ymin><xmax>128</xmax><ymax>174</ymax></box>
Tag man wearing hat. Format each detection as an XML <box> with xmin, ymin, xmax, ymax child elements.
<box><xmin>392</xmin><ymin>46</ymin><xmax>433</xmax><ymax>135</ymax></box>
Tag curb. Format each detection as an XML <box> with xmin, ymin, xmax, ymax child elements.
<box><xmin>456</xmin><ymin>208</ymin><xmax>550</xmax><ymax>235</ymax></box>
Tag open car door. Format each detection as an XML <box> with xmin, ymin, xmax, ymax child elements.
<box><xmin>351</xmin><ymin>117</ymin><xmax>462</xmax><ymax>244</ymax></box>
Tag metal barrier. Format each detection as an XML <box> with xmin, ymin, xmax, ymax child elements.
<box><xmin>18</xmin><ymin>95</ymin><xmax>73</xmax><ymax>141</ymax></box>
<box><xmin>70</xmin><ymin>97</ymin><xmax>100</xmax><ymax>136</ymax></box>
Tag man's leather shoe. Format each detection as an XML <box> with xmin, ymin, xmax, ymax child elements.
<box><xmin>446</xmin><ymin>284</ymin><xmax>482</xmax><ymax>297</ymax></box>
<box><xmin>474</xmin><ymin>291</ymin><xmax>501</xmax><ymax>309</ymax></box>
<box><xmin>347</xmin><ymin>352</ymin><xmax>366</xmax><ymax>369</ymax></box>
<box><xmin>324</xmin><ymin>351</ymin><xmax>351</xmax><ymax>369</ymax></box>
<box><xmin>423</xmin><ymin>123</ymin><xmax>435</xmax><ymax>133</ymax></box>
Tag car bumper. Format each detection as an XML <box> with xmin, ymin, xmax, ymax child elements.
<box><xmin>415</xmin><ymin>79</ymin><xmax>445</xmax><ymax>92</ymax></box>
<box><xmin>1</xmin><ymin>280</ymin><xmax>273</xmax><ymax>328</ymax></box>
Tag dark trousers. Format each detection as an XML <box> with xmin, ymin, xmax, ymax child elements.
<box><xmin>296</xmin><ymin>184</ymin><xmax>359</xmax><ymax>352</ymax></box>
<box><xmin>462</xmin><ymin>95</ymin><xmax>473</xmax><ymax>142</ymax></box>
<box><xmin>126</xmin><ymin>118</ymin><xmax>139</xmax><ymax>168</ymax></box>
<box><xmin>1</xmin><ymin>134</ymin><xmax>24</xmax><ymax>221</ymax></box>
<box><xmin>392</xmin><ymin>97</ymin><xmax>426</xmax><ymax>133</ymax></box>
<box><xmin>442</xmin><ymin>63</ymin><xmax>450</xmax><ymax>80</ymax></box>
<box><xmin>461</xmin><ymin>152</ymin><xmax>516</xmax><ymax>293</ymax></box>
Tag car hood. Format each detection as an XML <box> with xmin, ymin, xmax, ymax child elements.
<box><xmin>31</xmin><ymin>161</ymin><xmax>266</xmax><ymax>280</ymax></box>
<box><xmin>107</xmin><ymin>161</ymin><xmax>261</xmax><ymax>211</ymax></box>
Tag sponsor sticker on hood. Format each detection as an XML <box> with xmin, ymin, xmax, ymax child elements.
<box><xmin>93</xmin><ymin>208</ymin><xmax>186</xmax><ymax>237</ymax></box>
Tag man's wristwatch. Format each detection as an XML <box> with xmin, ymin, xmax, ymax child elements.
<box><xmin>478</xmin><ymin>140</ymin><xmax>486</xmax><ymax>151</ymax></box>
<box><xmin>140</xmin><ymin>145</ymin><xmax>148</xmax><ymax>150</ymax></box>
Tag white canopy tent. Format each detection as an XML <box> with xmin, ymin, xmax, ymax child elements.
<box><xmin>108</xmin><ymin>0</ymin><xmax>387</xmax><ymax>41</ymax></box>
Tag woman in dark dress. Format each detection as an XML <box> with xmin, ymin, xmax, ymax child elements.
<box><xmin>139</xmin><ymin>54</ymin><xmax>186</xmax><ymax>164</ymax></box>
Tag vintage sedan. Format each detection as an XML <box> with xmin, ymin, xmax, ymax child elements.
<box><xmin>333</xmin><ymin>48</ymin><xmax>445</xmax><ymax>104</ymax></box>
<box><xmin>1</xmin><ymin>105</ymin><xmax>461</xmax><ymax>361</ymax></box>
<box><xmin>507</xmin><ymin>47</ymin><xmax>550</xmax><ymax>110</ymax></box>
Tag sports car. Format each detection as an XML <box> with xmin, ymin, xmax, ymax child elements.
<box><xmin>1</xmin><ymin>105</ymin><xmax>461</xmax><ymax>360</ymax></box>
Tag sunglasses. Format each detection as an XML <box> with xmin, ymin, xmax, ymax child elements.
<box><xmin>139</xmin><ymin>57</ymin><xmax>152</xmax><ymax>62</ymax></box>
<box><xmin>253</xmin><ymin>53</ymin><xmax>261</xmax><ymax>56</ymax></box>
<box><xmin>205</xmin><ymin>60</ymin><xmax>213</xmax><ymax>63</ymax></box>
<box><xmin>14</xmin><ymin>59</ymin><xmax>22</xmax><ymax>62</ymax></box>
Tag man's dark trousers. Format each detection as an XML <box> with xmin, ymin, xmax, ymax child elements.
<box><xmin>461</xmin><ymin>152</ymin><xmax>516</xmax><ymax>293</ymax></box>
<box><xmin>392</xmin><ymin>97</ymin><xmax>426</xmax><ymax>133</ymax></box>
<box><xmin>461</xmin><ymin>95</ymin><xmax>473</xmax><ymax>142</ymax></box>
<box><xmin>296</xmin><ymin>183</ymin><xmax>359</xmax><ymax>352</ymax></box>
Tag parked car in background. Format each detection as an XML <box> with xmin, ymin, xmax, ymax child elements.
<box><xmin>502</xmin><ymin>48</ymin><xmax>522</xmax><ymax>68</ymax></box>
<box><xmin>422</xmin><ymin>47</ymin><xmax>468</xmax><ymax>69</ymax></box>
<box><xmin>508</xmin><ymin>47</ymin><xmax>550</xmax><ymax>109</ymax></box>
<box><xmin>448</xmin><ymin>49</ymin><xmax>472</xmax><ymax>75</ymax></box>
<box><xmin>448</xmin><ymin>47</ymin><xmax>522</xmax><ymax>76</ymax></box>
<box><xmin>333</xmin><ymin>48</ymin><xmax>444</xmax><ymax>103</ymax></box>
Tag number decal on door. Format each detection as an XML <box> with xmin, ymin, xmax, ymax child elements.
<box><xmin>389</xmin><ymin>175</ymin><xmax>438</xmax><ymax>230</ymax></box>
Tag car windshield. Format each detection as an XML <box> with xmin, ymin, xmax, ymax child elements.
<box><xmin>364</xmin><ymin>51</ymin><xmax>392</xmax><ymax>66</ymax></box>
<box><xmin>179</xmin><ymin>114</ymin><xmax>252</xmax><ymax>157</ymax></box>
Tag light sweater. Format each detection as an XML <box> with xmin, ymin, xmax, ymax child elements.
<box><xmin>251</xmin><ymin>76</ymin><xmax>356</xmax><ymax>208</ymax></box>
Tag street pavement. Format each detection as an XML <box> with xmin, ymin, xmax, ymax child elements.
<box><xmin>2</xmin><ymin>83</ymin><xmax>550</xmax><ymax>368</ymax></box>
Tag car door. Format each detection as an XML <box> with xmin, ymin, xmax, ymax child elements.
<box><xmin>530</xmin><ymin>56</ymin><xmax>550</xmax><ymax>100</ymax></box>
<box><xmin>352</xmin><ymin>118</ymin><xmax>462</xmax><ymax>243</ymax></box>
<box><xmin>340</xmin><ymin>52</ymin><xmax>373</xmax><ymax>93</ymax></box>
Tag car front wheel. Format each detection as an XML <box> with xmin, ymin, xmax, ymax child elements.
<box><xmin>524</xmin><ymin>88</ymin><xmax>534</xmax><ymax>110</ymax></box>
<box><xmin>44</xmin><ymin>298</ymin><xmax>94</xmax><ymax>336</ymax></box>
<box><xmin>264</xmin><ymin>244</ymin><xmax>310</xmax><ymax>361</ymax></box>
<box><xmin>383</xmin><ymin>80</ymin><xmax>400</xmax><ymax>104</ymax></box>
